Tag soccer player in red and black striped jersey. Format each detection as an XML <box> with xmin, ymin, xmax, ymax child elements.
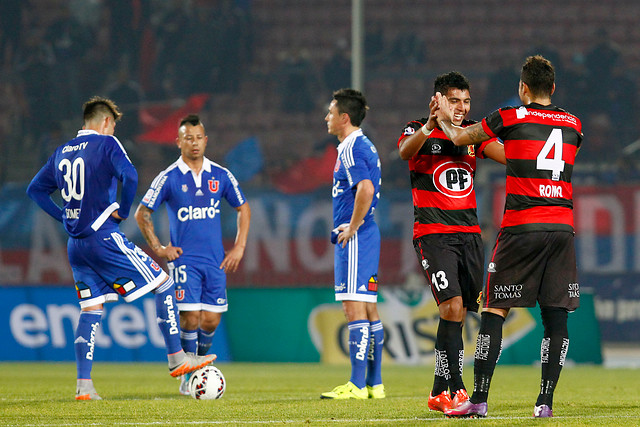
<box><xmin>437</xmin><ymin>56</ymin><xmax>583</xmax><ymax>419</ymax></box>
<box><xmin>397</xmin><ymin>71</ymin><xmax>505</xmax><ymax>413</ymax></box>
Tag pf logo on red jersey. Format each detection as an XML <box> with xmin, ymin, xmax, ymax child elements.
<box><xmin>432</xmin><ymin>161</ymin><xmax>474</xmax><ymax>198</ymax></box>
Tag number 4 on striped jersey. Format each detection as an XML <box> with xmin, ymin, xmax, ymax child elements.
<box><xmin>536</xmin><ymin>128</ymin><xmax>565</xmax><ymax>181</ymax></box>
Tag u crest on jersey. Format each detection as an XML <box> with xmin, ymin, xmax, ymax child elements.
<box><xmin>208</xmin><ymin>179</ymin><xmax>219</xmax><ymax>193</ymax></box>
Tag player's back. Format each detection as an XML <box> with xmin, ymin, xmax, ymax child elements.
<box><xmin>483</xmin><ymin>103</ymin><xmax>582</xmax><ymax>233</ymax></box>
<box><xmin>52</xmin><ymin>130</ymin><xmax>134</xmax><ymax>238</ymax></box>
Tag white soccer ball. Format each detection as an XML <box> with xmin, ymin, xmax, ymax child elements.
<box><xmin>188</xmin><ymin>365</ymin><xmax>226</xmax><ymax>400</ymax></box>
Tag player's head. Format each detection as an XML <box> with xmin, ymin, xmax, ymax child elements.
<box><xmin>177</xmin><ymin>114</ymin><xmax>208</xmax><ymax>162</ymax></box>
<box><xmin>519</xmin><ymin>55</ymin><xmax>555</xmax><ymax>101</ymax></box>
<box><xmin>82</xmin><ymin>96</ymin><xmax>122</xmax><ymax>135</ymax></box>
<box><xmin>326</xmin><ymin>88</ymin><xmax>368</xmax><ymax>139</ymax></box>
<box><xmin>332</xmin><ymin>88</ymin><xmax>368</xmax><ymax>127</ymax></box>
<box><xmin>433</xmin><ymin>71</ymin><xmax>471</xmax><ymax>126</ymax></box>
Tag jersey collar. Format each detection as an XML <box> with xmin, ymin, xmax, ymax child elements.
<box><xmin>336</xmin><ymin>128</ymin><xmax>363</xmax><ymax>153</ymax></box>
<box><xmin>76</xmin><ymin>129</ymin><xmax>100</xmax><ymax>137</ymax></box>
<box><xmin>176</xmin><ymin>156</ymin><xmax>213</xmax><ymax>175</ymax></box>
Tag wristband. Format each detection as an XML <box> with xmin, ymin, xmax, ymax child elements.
<box><xmin>421</xmin><ymin>125</ymin><xmax>433</xmax><ymax>136</ymax></box>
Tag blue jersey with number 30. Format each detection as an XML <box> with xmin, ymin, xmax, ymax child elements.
<box><xmin>27</xmin><ymin>130</ymin><xmax>137</xmax><ymax>238</ymax></box>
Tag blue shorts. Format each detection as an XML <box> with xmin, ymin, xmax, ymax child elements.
<box><xmin>168</xmin><ymin>260</ymin><xmax>228</xmax><ymax>313</ymax></box>
<box><xmin>334</xmin><ymin>223</ymin><xmax>380</xmax><ymax>303</ymax></box>
<box><xmin>67</xmin><ymin>229</ymin><xmax>168</xmax><ymax>309</ymax></box>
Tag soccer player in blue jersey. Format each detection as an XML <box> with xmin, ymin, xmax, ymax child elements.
<box><xmin>320</xmin><ymin>88</ymin><xmax>385</xmax><ymax>400</ymax></box>
<box><xmin>135</xmin><ymin>114</ymin><xmax>251</xmax><ymax>395</ymax></box>
<box><xmin>26</xmin><ymin>97</ymin><xmax>215</xmax><ymax>400</ymax></box>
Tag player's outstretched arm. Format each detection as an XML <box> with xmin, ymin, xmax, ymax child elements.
<box><xmin>220</xmin><ymin>202</ymin><xmax>251</xmax><ymax>273</ymax></box>
<box><xmin>134</xmin><ymin>204</ymin><xmax>183</xmax><ymax>261</ymax></box>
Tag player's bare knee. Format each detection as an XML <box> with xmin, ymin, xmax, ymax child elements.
<box><xmin>439</xmin><ymin>297</ymin><xmax>465</xmax><ymax>322</ymax></box>
<box><xmin>180</xmin><ymin>311</ymin><xmax>200</xmax><ymax>330</ymax></box>
<box><xmin>200</xmin><ymin>312</ymin><xmax>221</xmax><ymax>331</ymax></box>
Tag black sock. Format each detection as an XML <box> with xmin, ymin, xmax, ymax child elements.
<box><xmin>536</xmin><ymin>307</ymin><xmax>569</xmax><ymax>409</ymax></box>
<box><xmin>432</xmin><ymin>338</ymin><xmax>448</xmax><ymax>395</ymax></box>
<box><xmin>471</xmin><ymin>312</ymin><xmax>505</xmax><ymax>404</ymax></box>
<box><xmin>438</xmin><ymin>318</ymin><xmax>465</xmax><ymax>393</ymax></box>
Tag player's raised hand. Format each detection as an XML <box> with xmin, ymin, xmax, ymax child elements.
<box><xmin>426</xmin><ymin>95</ymin><xmax>439</xmax><ymax>130</ymax></box>
<box><xmin>156</xmin><ymin>243</ymin><xmax>183</xmax><ymax>261</ymax></box>
<box><xmin>434</xmin><ymin>91</ymin><xmax>454</xmax><ymax>122</ymax></box>
<box><xmin>220</xmin><ymin>244</ymin><xmax>245</xmax><ymax>273</ymax></box>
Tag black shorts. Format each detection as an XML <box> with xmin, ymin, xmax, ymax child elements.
<box><xmin>413</xmin><ymin>233</ymin><xmax>484</xmax><ymax>313</ymax></box>
<box><xmin>485</xmin><ymin>230</ymin><xmax>579</xmax><ymax>311</ymax></box>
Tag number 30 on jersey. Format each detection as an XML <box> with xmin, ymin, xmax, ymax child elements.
<box><xmin>58</xmin><ymin>158</ymin><xmax>85</xmax><ymax>202</ymax></box>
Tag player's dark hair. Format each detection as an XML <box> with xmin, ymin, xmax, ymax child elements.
<box><xmin>83</xmin><ymin>96</ymin><xmax>122</xmax><ymax>123</ymax></box>
<box><xmin>332</xmin><ymin>88</ymin><xmax>368</xmax><ymax>127</ymax></box>
<box><xmin>179</xmin><ymin>114</ymin><xmax>202</xmax><ymax>128</ymax></box>
<box><xmin>179</xmin><ymin>114</ymin><xmax>206</xmax><ymax>133</ymax></box>
<box><xmin>521</xmin><ymin>55</ymin><xmax>555</xmax><ymax>98</ymax></box>
<box><xmin>433</xmin><ymin>71</ymin><xmax>470</xmax><ymax>96</ymax></box>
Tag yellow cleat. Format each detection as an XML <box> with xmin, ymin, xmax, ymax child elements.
<box><xmin>367</xmin><ymin>384</ymin><xmax>386</xmax><ymax>399</ymax></box>
<box><xmin>321</xmin><ymin>381</ymin><xmax>368</xmax><ymax>399</ymax></box>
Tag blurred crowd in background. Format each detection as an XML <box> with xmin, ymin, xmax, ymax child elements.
<box><xmin>1</xmin><ymin>0</ymin><xmax>639</xmax><ymax>190</ymax></box>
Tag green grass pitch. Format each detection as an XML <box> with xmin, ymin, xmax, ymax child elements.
<box><xmin>1</xmin><ymin>362</ymin><xmax>639</xmax><ymax>425</ymax></box>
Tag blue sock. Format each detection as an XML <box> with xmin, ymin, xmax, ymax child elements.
<box><xmin>197</xmin><ymin>329</ymin><xmax>215</xmax><ymax>356</ymax></box>
<box><xmin>74</xmin><ymin>309</ymin><xmax>103</xmax><ymax>380</ymax></box>
<box><xmin>348</xmin><ymin>320</ymin><xmax>370</xmax><ymax>389</ymax></box>
<box><xmin>153</xmin><ymin>278</ymin><xmax>182</xmax><ymax>355</ymax></box>
<box><xmin>181</xmin><ymin>328</ymin><xmax>198</xmax><ymax>354</ymax></box>
<box><xmin>366</xmin><ymin>320</ymin><xmax>384</xmax><ymax>387</ymax></box>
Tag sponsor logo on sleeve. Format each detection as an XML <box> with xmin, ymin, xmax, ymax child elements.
<box><xmin>142</xmin><ymin>189</ymin><xmax>154</xmax><ymax>204</ymax></box>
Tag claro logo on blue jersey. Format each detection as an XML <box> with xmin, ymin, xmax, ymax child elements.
<box><xmin>177</xmin><ymin>200</ymin><xmax>221</xmax><ymax>222</ymax></box>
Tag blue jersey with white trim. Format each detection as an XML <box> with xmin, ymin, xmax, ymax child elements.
<box><xmin>27</xmin><ymin>130</ymin><xmax>137</xmax><ymax>238</ymax></box>
<box><xmin>141</xmin><ymin>157</ymin><xmax>246</xmax><ymax>264</ymax></box>
<box><xmin>332</xmin><ymin>129</ymin><xmax>381</xmax><ymax>228</ymax></box>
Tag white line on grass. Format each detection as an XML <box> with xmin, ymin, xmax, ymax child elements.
<box><xmin>8</xmin><ymin>415</ymin><xmax>640</xmax><ymax>426</ymax></box>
